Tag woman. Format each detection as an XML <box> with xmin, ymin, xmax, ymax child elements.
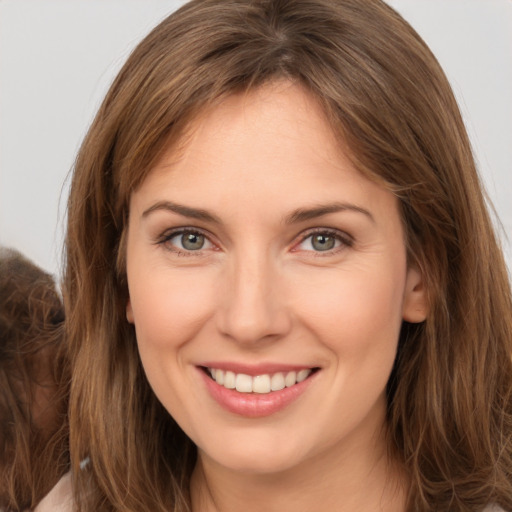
<box><xmin>0</xmin><ymin>248</ymin><xmax>69</xmax><ymax>511</ymax></box>
<box><xmin>60</xmin><ymin>0</ymin><xmax>512</xmax><ymax>510</ymax></box>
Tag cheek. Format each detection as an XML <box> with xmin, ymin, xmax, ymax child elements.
<box><xmin>290</xmin><ymin>259</ymin><xmax>406</xmax><ymax>357</ymax></box>
<box><xmin>128</xmin><ymin>269</ymin><xmax>217</xmax><ymax>352</ymax></box>
<box><xmin>127</xmin><ymin>269</ymin><xmax>219</xmax><ymax>417</ymax></box>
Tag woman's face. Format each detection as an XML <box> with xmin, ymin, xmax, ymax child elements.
<box><xmin>125</xmin><ymin>82</ymin><xmax>427</xmax><ymax>476</ymax></box>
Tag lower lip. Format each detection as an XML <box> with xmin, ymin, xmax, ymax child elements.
<box><xmin>199</xmin><ymin>368</ymin><xmax>317</xmax><ymax>418</ymax></box>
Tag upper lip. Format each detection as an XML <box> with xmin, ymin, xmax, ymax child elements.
<box><xmin>198</xmin><ymin>362</ymin><xmax>318</xmax><ymax>376</ymax></box>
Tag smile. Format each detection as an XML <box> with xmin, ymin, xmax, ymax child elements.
<box><xmin>207</xmin><ymin>367</ymin><xmax>313</xmax><ymax>394</ymax></box>
<box><xmin>199</xmin><ymin>365</ymin><xmax>319</xmax><ymax>417</ymax></box>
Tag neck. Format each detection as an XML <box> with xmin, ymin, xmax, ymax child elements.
<box><xmin>190</xmin><ymin>424</ymin><xmax>407</xmax><ymax>512</ymax></box>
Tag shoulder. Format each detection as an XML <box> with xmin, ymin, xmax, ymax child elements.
<box><xmin>33</xmin><ymin>472</ymin><xmax>73</xmax><ymax>512</ymax></box>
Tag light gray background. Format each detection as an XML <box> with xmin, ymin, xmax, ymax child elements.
<box><xmin>1</xmin><ymin>0</ymin><xmax>511</xmax><ymax>279</ymax></box>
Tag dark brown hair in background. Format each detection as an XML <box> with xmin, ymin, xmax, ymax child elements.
<box><xmin>0</xmin><ymin>248</ymin><xmax>70</xmax><ymax>510</ymax></box>
<box><xmin>64</xmin><ymin>0</ymin><xmax>512</xmax><ymax>510</ymax></box>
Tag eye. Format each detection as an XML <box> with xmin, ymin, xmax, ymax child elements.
<box><xmin>294</xmin><ymin>229</ymin><xmax>351</xmax><ymax>254</ymax></box>
<box><xmin>159</xmin><ymin>229</ymin><xmax>214</xmax><ymax>253</ymax></box>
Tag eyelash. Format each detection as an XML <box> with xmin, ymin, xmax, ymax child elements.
<box><xmin>156</xmin><ymin>227</ymin><xmax>353</xmax><ymax>257</ymax></box>
<box><xmin>293</xmin><ymin>228</ymin><xmax>353</xmax><ymax>256</ymax></box>
<box><xmin>156</xmin><ymin>228</ymin><xmax>214</xmax><ymax>257</ymax></box>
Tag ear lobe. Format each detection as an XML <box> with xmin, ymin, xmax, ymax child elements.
<box><xmin>402</xmin><ymin>267</ymin><xmax>428</xmax><ymax>323</ymax></box>
<box><xmin>126</xmin><ymin>299</ymin><xmax>134</xmax><ymax>324</ymax></box>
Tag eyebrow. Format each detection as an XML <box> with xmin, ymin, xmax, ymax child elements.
<box><xmin>142</xmin><ymin>200</ymin><xmax>374</xmax><ymax>225</ymax></box>
<box><xmin>285</xmin><ymin>202</ymin><xmax>375</xmax><ymax>224</ymax></box>
<box><xmin>142</xmin><ymin>200</ymin><xmax>221</xmax><ymax>223</ymax></box>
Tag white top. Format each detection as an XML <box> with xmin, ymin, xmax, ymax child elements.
<box><xmin>33</xmin><ymin>472</ymin><xmax>73</xmax><ymax>512</ymax></box>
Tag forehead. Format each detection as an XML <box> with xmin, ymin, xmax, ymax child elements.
<box><xmin>130</xmin><ymin>81</ymin><xmax>398</xmax><ymax>223</ymax></box>
<box><xmin>156</xmin><ymin>81</ymin><xmax>341</xmax><ymax>167</ymax></box>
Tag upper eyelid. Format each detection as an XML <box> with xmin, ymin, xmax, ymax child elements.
<box><xmin>156</xmin><ymin>226</ymin><xmax>352</xmax><ymax>250</ymax></box>
<box><xmin>291</xmin><ymin>228</ymin><xmax>354</xmax><ymax>254</ymax></box>
<box><xmin>159</xmin><ymin>226</ymin><xmax>213</xmax><ymax>241</ymax></box>
<box><xmin>155</xmin><ymin>226</ymin><xmax>217</xmax><ymax>250</ymax></box>
<box><xmin>296</xmin><ymin>227</ymin><xmax>353</xmax><ymax>243</ymax></box>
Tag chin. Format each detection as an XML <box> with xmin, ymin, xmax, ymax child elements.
<box><xmin>214</xmin><ymin>452</ymin><xmax>302</xmax><ymax>476</ymax></box>
<box><xmin>197</xmin><ymin>429</ymin><xmax>314</xmax><ymax>476</ymax></box>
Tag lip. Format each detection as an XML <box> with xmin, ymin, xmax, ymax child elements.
<box><xmin>198</xmin><ymin>364</ymin><xmax>319</xmax><ymax>418</ymax></box>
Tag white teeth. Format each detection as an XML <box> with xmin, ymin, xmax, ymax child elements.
<box><xmin>208</xmin><ymin>367</ymin><xmax>313</xmax><ymax>394</ymax></box>
<box><xmin>296</xmin><ymin>369</ymin><xmax>310</xmax><ymax>382</ymax></box>
<box><xmin>253</xmin><ymin>374</ymin><xmax>271</xmax><ymax>394</ymax></box>
<box><xmin>224</xmin><ymin>371</ymin><xmax>236</xmax><ymax>389</ymax></box>
<box><xmin>235</xmin><ymin>373</ymin><xmax>253</xmax><ymax>393</ymax></box>
<box><xmin>284</xmin><ymin>371</ymin><xmax>297</xmax><ymax>387</ymax></box>
<box><xmin>270</xmin><ymin>372</ymin><xmax>285</xmax><ymax>391</ymax></box>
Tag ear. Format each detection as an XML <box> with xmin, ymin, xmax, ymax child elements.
<box><xmin>126</xmin><ymin>299</ymin><xmax>134</xmax><ymax>324</ymax></box>
<box><xmin>402</xmin><ymin>267</ymin><xmax>428</xmax><ymax>323</ymax></box>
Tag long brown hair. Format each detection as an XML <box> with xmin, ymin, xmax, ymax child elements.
<box><xmin>0</xmin><ymin>248</ymin><xmax>70</xmax><ymax>510</ymax></box>
<box><xmin>64</xmin><ymin>1</ymin><xmax>512</xmax><ymax>510</ymax></box>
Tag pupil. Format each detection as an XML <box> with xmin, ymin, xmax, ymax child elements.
<box><xmin>182</xmin><ymin>233</ymin><xmax>204</xmax><ymax>250</ymax></box>
<box><xmin>312</xmin><ymin>234</ymin><xmax>334</xmax><ymax>251</ymax></box>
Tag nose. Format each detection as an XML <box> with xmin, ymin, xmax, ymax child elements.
<box><xmin>216</xmin><ymin>252</ymin><xmax>292</xmax><ymax>345</ymax></box>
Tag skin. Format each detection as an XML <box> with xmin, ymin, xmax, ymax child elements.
<box><xmin>125</xmin><ymin>81</ymin><xmax>428</xmax><ymax>512</ymax></box>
